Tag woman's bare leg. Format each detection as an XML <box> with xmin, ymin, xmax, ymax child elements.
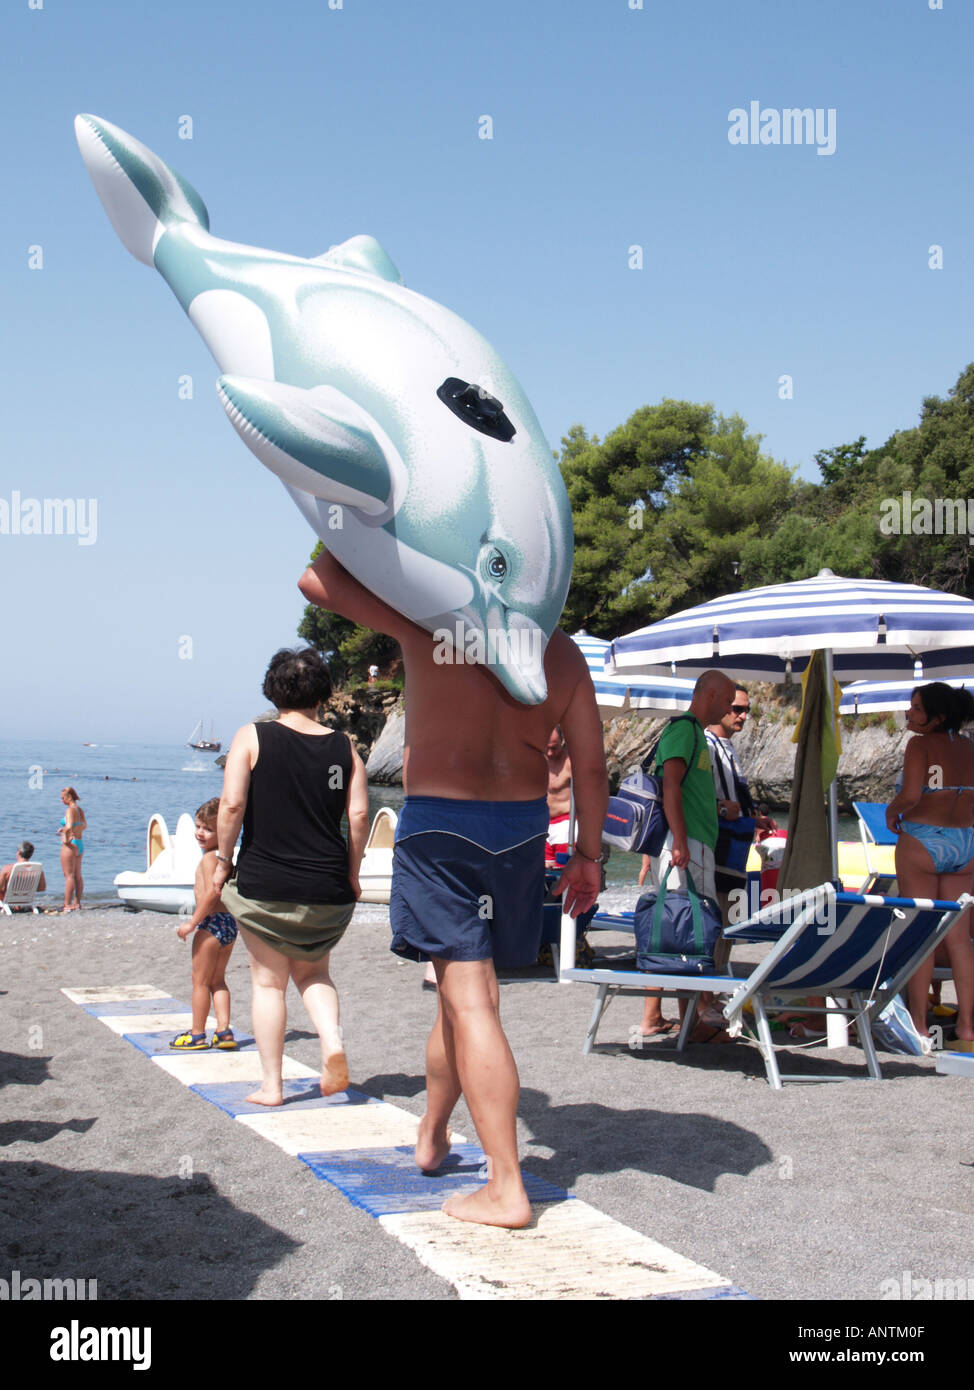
<box><xmin>239</xmin><ymin>928</ymin><xmax>290</xmax><ymax>1105</ymax></box>
<box><xmin>289</xmin><ymin>954</ymin><xmax>348</xmax><ymax>1095</ymax></box>
<box><xmin>937</xmin><ymin>878</ymin><xmax>974</xmax><ymax>1041</ymax></box>
<box><xmin>60</xmin><ymin>846</ymin><xmax>78</xmax><ymax>912</ymax></box>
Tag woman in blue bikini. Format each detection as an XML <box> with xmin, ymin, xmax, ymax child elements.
<box><xmin>886</xmin><ymin>684</ymin><xmax>974</xmax><ymax>1047</ymax></box>
<box><xmin>58</xmin><ymin>787</ymin><xmax>86</xmax><ymax>912</ymax></box>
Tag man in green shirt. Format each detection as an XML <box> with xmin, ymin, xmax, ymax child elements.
<box><xmin>637</xmin><ymin>670</ymin><xmax>735</xmax><ymax>1039</ymax></box>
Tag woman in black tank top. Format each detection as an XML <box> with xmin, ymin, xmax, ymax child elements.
<box><xmin>215</xmin><ymin>648</ymin><xmax>370</xmax><ymax>1106</ymax></box>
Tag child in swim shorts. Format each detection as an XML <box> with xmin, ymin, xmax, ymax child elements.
<box><xmin>170</xmin><ymin>798</ymin><xmax>239</xmax><ymax>1051</ymax></box>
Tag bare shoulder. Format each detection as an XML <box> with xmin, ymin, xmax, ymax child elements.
<box><xmin>544</xmin><ymin>630</ymin><xmax>599</xmax><ymax>726</ymax></box>
<box><xmin>545</xmin><ymin>628</ymin><xmax>587</xmax><ymax>673</ymax></box>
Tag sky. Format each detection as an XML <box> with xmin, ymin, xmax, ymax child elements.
<box><xmin>1</xmin><ymin>0</ymin><xmax>971</xmax><ymax>743</ymax></box>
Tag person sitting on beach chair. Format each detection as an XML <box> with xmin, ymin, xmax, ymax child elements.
<box><xmin>0</xmin><ymin>843</ymin><xmax>46</xmax><ymax>908</ymax></box>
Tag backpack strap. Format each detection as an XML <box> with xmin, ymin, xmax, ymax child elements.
<box><xmin>642</xmin><ymin>714</ymin><xmax>702</xmax><ymax>787</ymax></box>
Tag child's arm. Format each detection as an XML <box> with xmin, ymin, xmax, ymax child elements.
<box><xmin>176</xmin><ymin>852</ymin><xmax>224</xmax><ymax>941</ymax></box>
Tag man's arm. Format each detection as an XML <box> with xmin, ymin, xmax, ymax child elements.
<box><xmin>662</xmin><ymin>757</ymin><xmax>690</xmax><ymax>868</ymax></box>
<box><xmin>550</xmin><ymin>654</ymin><xmax>608</xmax><ymax>917</ymax></box>
<box><xmin>298</xmin><ymin>550</ymin><xmax>423</xmax><ymax>645</ymax></box>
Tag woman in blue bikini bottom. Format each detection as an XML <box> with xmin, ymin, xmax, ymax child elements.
<box><xmin>887</xmin><ymin>683</ymin><xmax>974</xmax><ymax>1047</ymax></box>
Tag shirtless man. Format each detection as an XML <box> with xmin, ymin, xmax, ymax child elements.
<box><xmin>299</xmin><ymin>551</ymin><xmax>607</xmax><ymax>1228</ymax></box>
<box><xmin>545</xmin><ymin>726</ymin><xmax>573</xmax><ymax>867</ymax></box>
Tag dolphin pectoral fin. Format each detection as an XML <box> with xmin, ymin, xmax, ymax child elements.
<box><xmin>216</xmin><ymin>376</ymin><xmax>392</xmax><ymax>517</ymax></box>
<box><xmin>310</xmin><ymin>235</ymin><xmax>403</xmax><ymax>283</ymax></box>
<box><xmin>75</xmin><ymin>114</ymin><xmax>209</xmax><ymax>267</ymax></box>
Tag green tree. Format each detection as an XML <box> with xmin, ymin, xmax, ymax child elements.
<box><xmin>297</xmin><ymin>542</ymin><xmax>400</xmax><ymax>683</ymax></box>
<box><xmin>559</xmin><ymin>402</ymin><xmax>794</xmax><ymax>633</ymax></box>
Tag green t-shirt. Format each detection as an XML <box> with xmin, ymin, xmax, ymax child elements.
<box><xmin>654</xmin><ymin>715</ymin><xmax>718</xmax><ymax>851</ymax></box>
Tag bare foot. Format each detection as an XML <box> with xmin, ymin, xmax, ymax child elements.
<box><xmin>637</xmin><ymin>1020</ymin><xmax>680</xmax><ymax>1037</ymax></box>
<box><xmin>442</xmin><ymin>1183</ymin><xmax>531</xmax><ymax>1229</ymax></box>
<box><xmin>321</xmin><ymin>1051</ymin><xmax>349</xmax><ymax>1096</ymax></box>
<box><xmin>689</xmin><ymin>1023</ymin><xmax>732</xmax><ymax>1044</ymax></box>
<box><xmin>415</xmin><ymin>1115</ymin><xmax>452</xmax><ymax>1173</ymax></box>
<box><xmin>244</xmin><ymin>1088</ymin><xmax>283</xmax><ymax>1106</ymax></box>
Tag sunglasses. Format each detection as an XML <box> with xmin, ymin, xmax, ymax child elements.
<box><xmin>730</xmin><ymin>705</ymin><xmax>749</xmax><ymax>716</ymax></box>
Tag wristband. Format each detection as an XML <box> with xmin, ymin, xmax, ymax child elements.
<box><xmin>215</xmin><ymin>853</ymin><xmax>233</xmax><ymax>865</ymax></box>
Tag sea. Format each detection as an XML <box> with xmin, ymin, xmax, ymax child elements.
<box><xmin>0</xmin><ymin>737</ymin><xmax>858</xmax><ymax>914</ymax></box>
<box><xmin>0</xmin><ymin>739</ymin><xmax>398</xmax><ymax>910</ymax></box>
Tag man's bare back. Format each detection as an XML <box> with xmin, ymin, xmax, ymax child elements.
<box><xmin>299</xmin><ymin>552</ymin><xmax>605</xmax><ymax>824</ymax></box>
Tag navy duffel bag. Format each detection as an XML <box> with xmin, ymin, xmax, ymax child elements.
<box><xmin>634</xmin><ymin>867</ymin><xmax>722</xmax><ymax>975</ymax></box>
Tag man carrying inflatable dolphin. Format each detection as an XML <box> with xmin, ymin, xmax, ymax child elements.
<box><xmin>300</xmin><ymin>553</ymin><xmax>607</xmax><ymax>1229</ymax></box>
<box><xmin>72</xmin><ymin>110</ymin><xmax>607</xmax><ymax>1228</ymax></box>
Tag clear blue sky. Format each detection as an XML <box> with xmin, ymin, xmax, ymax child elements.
<box><xmin>2</xmin><ymin>0</ymin><xmax>971</xmax><ymax>742</ymax></box>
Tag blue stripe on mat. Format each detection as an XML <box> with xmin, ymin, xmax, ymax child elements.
<box><xmin>658</xmin><ymin>1284</ymin><xmax>756</xmax><ymax>1300</ymax></box>
<box><xmin>122</xmin><ymin>1029</ymin><xmax>256</xmax><ymax>1056</ymax></box>
<box><xmin>297</xmin><ymin>1143</ymin><xmax>571</xmax><ymax>1216</ymax></box>
<box><xmin>190</xmin><ymin>1080</ymin><xmax>382</xmax><ymax>1117</ymax></box>
<box><xmin>84</xmin><ymin>997</ymin><xmax>184</xmax><ymax>1016</ymax></box>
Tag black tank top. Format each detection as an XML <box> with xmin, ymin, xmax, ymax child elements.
<box><xmin>236</xmin><ymin>722</ymin><xmax>354</xmax><ymax>904</ymax></box>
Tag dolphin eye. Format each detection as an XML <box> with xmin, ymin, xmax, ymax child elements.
<box><xmin>481</xmin><ymin>546</ymin><xmax>509</xmax><ymax>583</ymax></box>
<box><xmin>437</xmin><ymin>377</ymin><xmax>516</xmax><ymax>443</ymax></box>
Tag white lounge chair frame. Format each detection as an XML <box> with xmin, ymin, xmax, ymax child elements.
<box><xmin>564</xmin><ymin>884</ymin><xmax>970</xmax><ymax>1088</ymax></box>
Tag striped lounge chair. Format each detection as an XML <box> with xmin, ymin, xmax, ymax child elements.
<box><xmin>563</xmin><ymin>884</ymin><xmax>970</xmax><ymax>1088</ymax></box>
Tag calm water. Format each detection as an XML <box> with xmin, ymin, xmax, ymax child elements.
<box><xmin>0</xmin><ymin>738</ymin><xmax>858</xmax><ymax>911</ymax></box>
<box><xmin>0</xmin><ymin>739</ymin><xmax>407</xmax><ymax>907</ymax></box>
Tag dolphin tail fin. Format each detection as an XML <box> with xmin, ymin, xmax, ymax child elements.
<box><xmin>75</xmin><ymin>114</ymin><xmax>209</xmax><ymax>267</ymax></box>
<box><xmin>217</xmin><ymin>376</ymin><xmax>393</xmax><ymax>518</ymax></box>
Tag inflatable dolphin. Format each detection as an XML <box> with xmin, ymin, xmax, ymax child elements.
<box><xmin>75</xmin><ymin>114</ymin><xmax>573</xmax><ymax>704</ymax></box>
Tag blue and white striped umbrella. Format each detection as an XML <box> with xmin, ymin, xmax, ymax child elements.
<box><xmin>572</xmin><ymin>632</ymin><xmax>694</xmax><ymax>717</ymax></box>
<box><xmin>608</xmin><ymin>571</ymin><xmax>974</xmax><ymax>683</ymax></box>
<box><xmin>840</xmin><ymin>676</ymin><xmax>974</xmax><ymax>715</ymax></box>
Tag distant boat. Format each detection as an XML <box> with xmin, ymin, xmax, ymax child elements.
<box><xmin>187</xmin><ymin>718</ymin><xmax>221</xmax><ymax>752</ymax></box>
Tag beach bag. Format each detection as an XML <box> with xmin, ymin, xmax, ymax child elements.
<box><xmin>634</xmin><ymin>867</ymin><xmax>723</xmax><ymax>974</ymax></box>
<box><xmin>871</xmin><ymin>990</ymin><xmax>933</xmax><ymax>1057</ymax></box>
<box><xmin>714</xmin><ymin>814</ymin><xmax>756</xmax><ymax>893</ymax></box>
<box><xmin>602</xmin><ymin>716</ymin><xmax>701</xmax><ymax>855</ymax></box>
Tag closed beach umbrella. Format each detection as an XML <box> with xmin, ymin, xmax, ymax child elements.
<box><xmin>777</xmin><ymin>652</ymin><xmax>836</xmax><ymax>894</ymax></box>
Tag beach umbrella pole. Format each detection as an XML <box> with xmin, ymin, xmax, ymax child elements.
<box><xmin>823</xmin><ymin>648</ymin><xmax>849</xmax><ymax>1047</ymax></box>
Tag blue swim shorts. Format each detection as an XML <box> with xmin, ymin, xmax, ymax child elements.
<box><xmin>899</xmin><ymin>822</ymin><xmax>974</xmax><ymax>875</ymax></box>
<box><xmin>389</xmin><ymin>796</ymin><xmax>549</xmax><ymax>967</ymax></box>
<box><xmin>197</xmin><ymin>911</ymin><xmax>238</xmax><ymax>947</ymax></box>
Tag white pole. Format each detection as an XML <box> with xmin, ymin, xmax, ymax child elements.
<box><xmin>558</xmin><ymin>783</ymin><xmax>578</xmax><ymax>982</ymax></box>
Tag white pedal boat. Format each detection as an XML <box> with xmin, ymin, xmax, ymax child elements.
<box><xmin>116</xmin><ymin>807</ymin><xmax>398</xmax><ymax>913</ymax></box>
<box><xmin>114</xmin><ymin>813</ymin><xmax>201</xmax><ymax>914</ymax></box>
<box><xmin>359</xmin><ymin>806</ymin><xmax>397</xmax><ymax>904</ymax></box>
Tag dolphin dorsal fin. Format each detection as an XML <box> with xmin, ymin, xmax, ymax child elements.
<box><xmin>217</xmin><ymin>376</ymin><xmax>392</xmax><ymax>517</ymax></box>
<box><xmin>311</xmin><ymin>235</ymin><xmax>403</xmax><ymax>283</ymax></box>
